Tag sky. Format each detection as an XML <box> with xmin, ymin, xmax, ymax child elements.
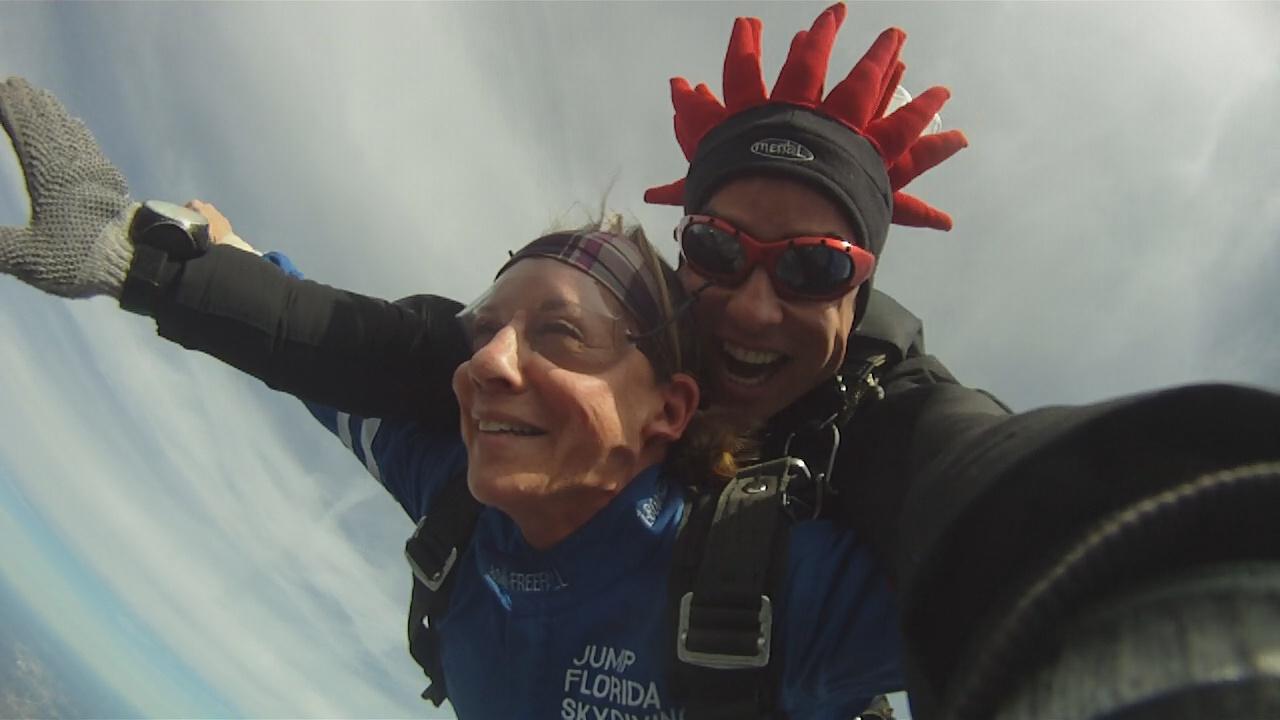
<box><xmin>1</xmin><ymin>2</ymin><xmax>1278</xmax><ymax>718</ymax></box>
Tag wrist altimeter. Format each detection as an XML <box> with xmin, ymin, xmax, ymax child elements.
<box><xmin>120</xmin><ymin>200</ymin><xmax>212</xmax><ymax>314</ymax></box>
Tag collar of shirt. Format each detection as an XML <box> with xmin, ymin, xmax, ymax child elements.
<box><xmin>470</xmin><ymin>465</ymin><xmax>685</xmax><ymax>612</ymax></box>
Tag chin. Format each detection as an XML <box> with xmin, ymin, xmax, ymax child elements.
<box><xmin>715</xmin><ymin>377</ymin><xmax>788</xmax><ymax>423</ymax></box>
<box><xmin>467</xmin><ymin>468</ymin><xmax>547</xmax><ymax>507</ymax></box>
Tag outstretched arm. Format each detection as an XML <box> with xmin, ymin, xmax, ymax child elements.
<box><xmin>305</xmin><ymin>402</ymin><xmax>466</xmax><ymax>521</ymax></box>
<box><xmin>150</xmin><ymin>245</ymin><xmax>468</xmax><ymax>431</ymax></box>
<box><xmin>0</xmin><ymin>77</ymin><xmax>465</xmax><ymax>429</ymax></box>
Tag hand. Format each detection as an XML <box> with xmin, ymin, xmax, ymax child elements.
<box><xmin>0</xmin><ymin>77</ymin><xmax>138</xmax><ymax>298</ymax></box>
<box><xmin>186</xmin><ymin>199</ymin><xmax>259</xmax><ymax>255</ymax></box>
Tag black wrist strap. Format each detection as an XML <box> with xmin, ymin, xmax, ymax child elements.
<box><xmin>120</xmin><ymin>244</ymin><xmax>181</xmax><ymax>315</ymax></box>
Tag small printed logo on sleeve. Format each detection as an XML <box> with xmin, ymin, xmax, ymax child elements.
<box><xmin>749</xmin><ymin>138</ymin><xmax>815</xmax><ymax>162</ymax></box>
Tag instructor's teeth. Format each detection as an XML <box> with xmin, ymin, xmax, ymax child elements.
<box><xmin>723</xmin><ymin>369</ymin><xmax>770</xmax><ymax>387</ymax></box>
<box><xmin>477</xmin><ymin>420</ymin><xmax>542</xmax><ymax>436</ymax></box>
<box><xmin>723</xmin><ymin>342</ymin><xmax>782</xmax><ymax>365</ymax></box>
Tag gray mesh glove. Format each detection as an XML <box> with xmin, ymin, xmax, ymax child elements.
<box><xmin>0</xmin><ymin>77</ymin><xmax>137</xmax><ymax>299</ymax></box>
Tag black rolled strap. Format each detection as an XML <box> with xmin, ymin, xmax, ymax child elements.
<box><xmin>119</xmin><ymin>243</ymin><xmax>181</xmax><ymax>315</ymax></box>
<box><xmin>672</xmin><ymin>458</ymin><xmax>801</xmax><ymax>719</ymax></box>
<box><xmin>678</xmin><ymin>461</ymin><xmax>791</xmax><ymax>668</ymax></box>
<box><xmin>404</xmin><ymin>472</ymin><xmax>483</xmax><ymax>707</ymax></box>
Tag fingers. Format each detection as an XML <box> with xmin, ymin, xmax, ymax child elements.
<box><xmin>0</xmin><ymin>78</ymin><xmax>47</xmax><ymax>203</ymax></box>
<box><xmin>0</xmin><ymin>76</ymin><xmax>130</xmax><ymax>207</ymax></box>
<box><xmin>185</xmin><ymin>199</ymin><xmax>258</xmax><ymax>254</ymax></box>
<box><xmin>0</xmin><ymin>225</ymin><xmax>40</xmax><ymax>284</ymax></box>
<box><xmin>185</xmin><ymin>199</ymin><xmax>234</xmax><ymax>243</ymax></box>
<box><xmin>185</xmin><ymin>199</ymin><xmax>221</xmax><ymax>218</ymax></box>
<box><xmin>185</xmin><ymin>199</ymin><xmax>223</xmax><ymax>222</ymax></box>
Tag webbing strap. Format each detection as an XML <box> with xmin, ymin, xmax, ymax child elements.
<box><xmin>405</xmin><ymin>470</ymin><xmax>483</xmax><ymax>706</ymax></box>
<box><xmin>671</xmin><ymin>459</ymin><xmax>802</xmax><ymax>719</ymax></box>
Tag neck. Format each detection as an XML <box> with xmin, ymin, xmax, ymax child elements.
<box><xmin>499</xmin><ymin>446</ymin><xmax>667</xmax><ymax>550</ymax></box>
<box><xmin>507</xmin><ymin>490</ymin><xmax>617</xmax><ymax>549</ymax></box>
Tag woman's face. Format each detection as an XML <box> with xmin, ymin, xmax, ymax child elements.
<box><xmin>452</xmin><ymin>259</ymin><xmax>696</xmax><ymax>538</ymax></box>
<box><xmin>679</xmin><ymin>175</ymin><xmax>860</xmax><ymax>424</ymax></box>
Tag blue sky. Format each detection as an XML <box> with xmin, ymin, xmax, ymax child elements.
<box><xmin>0</xmin><ymin>463</ymin><xmax>221</xmax><ymax>717</ymax></box>
<box><xmin>1</xmin><ymin>2</ymin><xmax>1278</xmax><ymax>718</ymax></box>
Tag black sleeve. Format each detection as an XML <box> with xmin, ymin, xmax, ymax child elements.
<box><xmin>890</xmin><ymin>383</ymin><xmax>1280</xmax><ymax>719</ymax></box>
<box><xmin>151</xmin><ymin>246</ymin><xmax>469</xmax><ymax>433</ymax></box>
<box><xmin>787</xmin><ymin>290</ymin><xmax>1280</xmax><ymax>717</ymax></box>
<box><xmin>834</xmin><ymin>353</ymin><xmax>1012</xmax><ymax>571</ymax></box>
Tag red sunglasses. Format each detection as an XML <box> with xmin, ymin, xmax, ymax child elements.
<box><xmin>674</xmin><ymin>215</ymin><xmax>876</xmax><ymax>302</ymax></box>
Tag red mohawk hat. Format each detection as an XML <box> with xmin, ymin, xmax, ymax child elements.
<box><xmin>644</xmin><ymin>3</ymin><xmax>968</xmax><ymax>262</ymax></box>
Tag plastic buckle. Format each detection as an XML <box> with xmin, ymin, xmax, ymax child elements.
<box><xmin>405</xmin><ymin>518</ymin><xmax>459</xmax><ymax>592</ymax></box>
<box><xmin>676</xmin><ymin>592</ymin><xmax>773</xmax><ymax>669</ymax></box>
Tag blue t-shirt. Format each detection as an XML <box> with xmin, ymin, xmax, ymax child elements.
<box><xmin>309</xmin><ymin>407</ymin><xmax>904</xmax><ymax>719</ymax></box>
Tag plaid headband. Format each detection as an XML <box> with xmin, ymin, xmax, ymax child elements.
<box><xmin>496</xmin><ymin>231</ymin><xmax>667</xmax><ymax>335</ymax></box>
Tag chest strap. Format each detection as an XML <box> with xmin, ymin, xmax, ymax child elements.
<box><xmin>404</xmin><ymin>470</ymin><xmax>482</xmax><ymax>706</ymax></box>
<box><xmin>670</xmin><ymin>457</ymin><xmax>804</xmax><ymax>719</ymax></box>
<box><xmin>404</xmin><ymin>460</ymin><xmax>801</xmax><ymax>715</ymax></box>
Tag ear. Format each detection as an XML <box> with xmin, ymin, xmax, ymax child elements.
<box><xmin>643</xmin><ymin>372</ymin><xmax>701</xmax><ymax>444</ymax></box>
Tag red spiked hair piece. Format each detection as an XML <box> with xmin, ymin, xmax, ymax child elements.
<box><xmin>645</xmin><ymin>3</ymin><xmax>967</xmax><ymax>250</ymax></box>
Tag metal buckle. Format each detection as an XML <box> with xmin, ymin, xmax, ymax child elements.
<box><xmin>780</xmin><ymin>424</ymin><xmax>840</xmax><ymax>521</ymax></box>
<box><xmin>408</xmin><ymin>546</ymin><xmax>457</xmax><ymax>592</ymax></box>
<box><xmin>405</xmin><ymin>518</ymin><xmax>459</xmax><ymax>592</ymax></box>
<box><xmin>676</xmin><ymin>592</ymin><xmax>773</xmax><ymax>669</ymax></box>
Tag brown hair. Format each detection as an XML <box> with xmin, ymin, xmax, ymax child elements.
<box><xmin>553</xmin><ymin>212</ymin><xmax>753</xmax><ymax>485</ymax></box>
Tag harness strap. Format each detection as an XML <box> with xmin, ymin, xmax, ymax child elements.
<box><xmin>404</xmin><ymin>461</ymin><xmax>802</xmax><ymax>715</ymax></box>
<box><xmin>404</xmin><ymin>470</ymin><xmax>482</xmax><ymax>706</ymax></box>
<box><xmin>671</xmin><ymin>458</ymin><xmax>801</xmax><ymax>719</ymax></box>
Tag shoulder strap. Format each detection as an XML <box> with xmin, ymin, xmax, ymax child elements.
<box><xmin>403</xmin><ymin>468</ymin><xmax>483</xmax><ymax>706</ymax></box>
<box><xmin>669</xmin><ymin>458</ymin><xmax>805</xmax><ymax>719</ymax></box>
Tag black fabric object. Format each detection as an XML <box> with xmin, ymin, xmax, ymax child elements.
<box><xmin>151</xmin><ymin>246</ymin><xmax>470</xmax><ymax>434</ymax></box>
<box><xmin>950</xmin><ymin>473</ymin><xmax>1280</xmax><ymax>720</ymax></box>
<box><xmin>767</xmin><ymin>290</ymin><xmax>1011</xmax><ymax>574</ymax></box>
<box><xmin>119</xmin><ymin>243</ymin><xmax>181</xmax><ymax>314</ymax></box>
<box><xmin>894</xmin><ymin>384</ymin><xmax>1280</xmax><ymax>719</ymax></box>
<box><xmin>986</xmin><ymin>557</ymin><xmax>1280</xmax><ymax>720</ymax></box>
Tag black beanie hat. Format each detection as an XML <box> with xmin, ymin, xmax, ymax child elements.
<box><xmin>683</xmin><ymin>103</ymin><xmax>893</xmax><ymax>258</ymax></box>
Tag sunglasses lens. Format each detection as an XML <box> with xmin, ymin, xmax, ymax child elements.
<box><xmin>681</xmin><ymin>222</ymin><xmax>745</xmax><ymax>279</ymax></box>
<box><xmin>775</xmin><ymin>244</ymin><xmax>855</xmax><ymax>298</ymax></box>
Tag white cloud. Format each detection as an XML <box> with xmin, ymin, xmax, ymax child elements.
<box><xmin>0</xmin><ymin>291</ymin><xmax>434</xmax><ymax>715</ymax></box>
